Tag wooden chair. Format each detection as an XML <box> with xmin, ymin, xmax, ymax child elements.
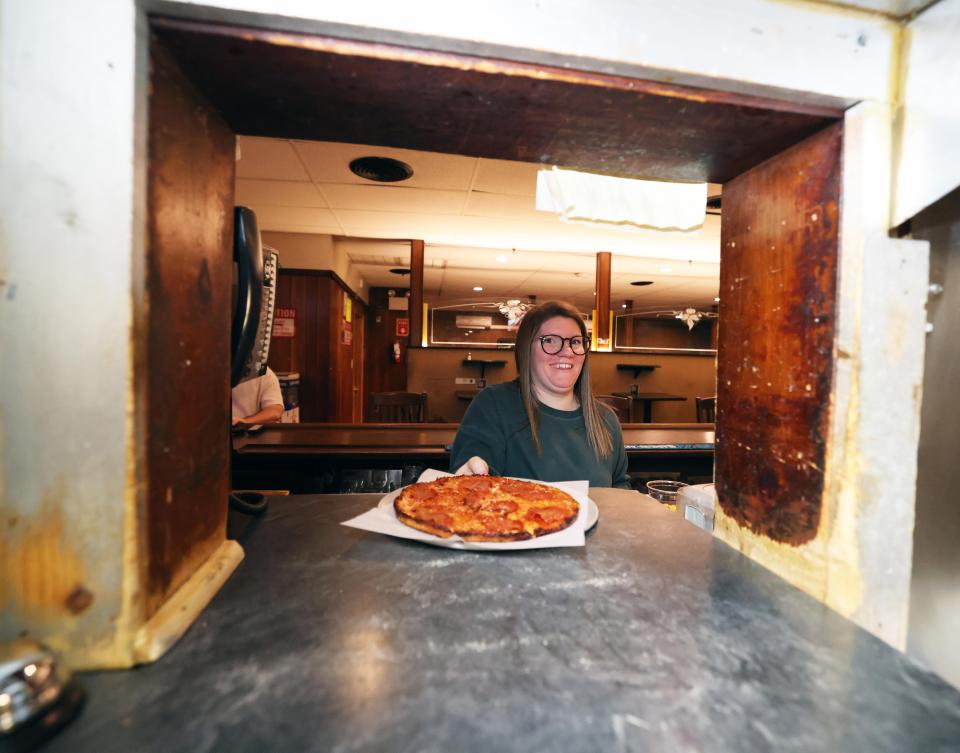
<box><xmin>371</xmin><ymin>391</ymin><xmax>427</xmax><ymax>423</ymax></box>
<box><xmin>595</xmin><ymin>394</ymin><xmax>632</xmax><ymax>424</ymax></box>
<box><xmin>695</xmin><ymin>396</ymin><xmax>716</xmax><ymax>423</ymax></box>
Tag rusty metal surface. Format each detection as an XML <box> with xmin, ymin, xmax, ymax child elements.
<box><xmin>150</xmin><ymin>18</ymin><xmax>840</xmax><ymax>184</ymax></box>
<box><xmin>715</xmin><ymin>123</ymin><xmax>842</xmax><ymax>545</ymax></box>
<box><xmin>145</xmin><ymin>40</ymin><xmax>234</xmax><ymax>616</ymax></box>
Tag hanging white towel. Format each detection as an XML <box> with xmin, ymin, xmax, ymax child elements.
<box><xmin>536</xmin><ymin>166</ymin><xmax>707</xmax><ymax>231</ymax></box>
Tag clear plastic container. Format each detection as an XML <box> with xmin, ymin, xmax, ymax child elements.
<box><xmin>677</xmin><ymin>483</ymin><xmax>716</xmax><ymax>532</ymax></box>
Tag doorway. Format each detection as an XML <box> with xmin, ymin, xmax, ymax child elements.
<box><xmin>147</xmin><ymin>15</ymin><xmax>843</xmax><ymax>546</ymax></box>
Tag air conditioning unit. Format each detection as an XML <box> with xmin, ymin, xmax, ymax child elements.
<box><xmin>456</xmin><ymin>315</ymin><xmax>493</xmax><ymax>329</ymax></box>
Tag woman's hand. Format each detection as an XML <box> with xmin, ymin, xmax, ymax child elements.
<box><xmin>455</xmin><ymin>456</ymin><xmax>489</xmax><ymax>476</ymax></box>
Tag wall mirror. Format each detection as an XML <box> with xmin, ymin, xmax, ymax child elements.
<box><xmin>425</xmin><ymin>245</ymin><xmax>595</xmax><ymax>347</ymax></box>
<box><xmin>610</xmin><ymin>252</ymin><xmax>720</xmax><ymax>354</ymax></box>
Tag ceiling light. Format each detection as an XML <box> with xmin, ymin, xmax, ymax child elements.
<box><xmin>390</xmin><ymin>268</ymin><xmax>411</xmax><ymax>275</ymax></box>
<box><xmin>495</xmin><ymin>255</ymin><xmax>508</xmax><ymax>263</ymax></box>
<box><xmin>621</xmin><ymin>303</ymin><xmax>628</xmax><ymax>308</ymax></box>
<box><xmin>630</xmin><ymin>280</ymin><xmax>654</xmax><ymax>286</ymax></box>
<box><xmin>659</xmin><ymin>266</ymin><xmax>673</xmax><ymax>274</ymax></box>
<box><xmin>349</xmin><ymin>156</ymin><xmax>413</xmax><ymax>183</ymax></box>
<box><xmin>473</xmin><ymin>286</ymin><xmax>483</xmax><ymax>292</ymax></box>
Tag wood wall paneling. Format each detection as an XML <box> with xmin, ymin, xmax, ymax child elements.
<box><xmin>364</xmin><ymin>286</ymin><xmax>411</xmax><ymax>420</ymax></box>
<box><xmin>270</xmin><ymin>272</ymin><xmax>331</xmax><ymax>421</ymax></box>
<box><xmin>269</xmin><ymin>269</ymin><xmax>365</xmax><ymax>422</ymax></box>
<box><xmin>352</xmin><ymin>304</ymin><xmax>365</xmax><ymax>422</ymax></box>
<box><xmin>594</xmin><ymin>251</ymin><xmax>611</xmax><ymax>349</ymax></box>
<box><xmin>409</xmin><ymin>240</ymin><xmax>424</xmax><ymax>348</ymax></box>
<box><xmin>145</xmin><ymin>39</ymin><xmax>235</xmax><ymax>617</ymax></box>
<box><xmin>715</xmin><ymin>123</ymin><xmax>842</xmax><ymax>545</ymax></box>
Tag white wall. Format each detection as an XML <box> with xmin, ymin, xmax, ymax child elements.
<box><xmin>892</xmin><ymin>0</ymin><xmax>960</xmax><ymax>226</ymax></box>
<box><xmin>261</xmin><ymin>231</ymin><xmax>369</xmax><ymax>303</ymax></box>
<box><xmin>162</xmin><ymin>0</ymin><xmax>897</xmax><ymax>106</ymax></box>
<box><xmin>0</xmin><ymin>0</ymin><xmax>142</xmax><ymax>661</ymax></box>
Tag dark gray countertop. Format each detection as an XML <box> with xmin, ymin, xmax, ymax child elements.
<box><xmin>47</xmin><ymin>491</ymin><xmax>960</xmax><ymax>753</ymax></box>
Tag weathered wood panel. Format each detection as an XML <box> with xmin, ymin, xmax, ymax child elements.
<box><xmin>145</xmin><ymin>40</ymin><xmax>235</xmax><ymax>616</ymax></box>
<box><xmin>151</xmin><ymin>18</ymin><xmax>840</xmax><ymax>185</ymax></box>
<box><xmin>715</xmin><ymin>123</ymin><xmax>842</xmax><ymax>545</ymax></box>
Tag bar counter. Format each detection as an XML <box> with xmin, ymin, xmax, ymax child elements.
<box><xmin>232</xmin><ymin>423</ymin><xmax>716</xmax><ymax>492</ymax></box>
<box><xmin>232</xmin><ymin>422</ymin><xmax>715</xmax><ymax>455</ymax></box>
<box><xmin>47</xmin><ymin>491</ymin><xmax>960</xmax><ymax>752</ymax></box>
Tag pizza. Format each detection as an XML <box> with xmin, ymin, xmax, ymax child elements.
<box><xmin>394</xmin><ymin>475</ymin><xmax>580</xmax><ymax>542</ymax></box>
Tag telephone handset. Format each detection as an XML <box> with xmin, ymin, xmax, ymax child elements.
<box><xmin>229</xmin><ymin>206</ymin><xmax>275</xmax><ymax>517</ymax></box>
<box><xmin>231</xmin><ymin>206</ymin><xmax>278</xmax><ymax>388</ymax></box>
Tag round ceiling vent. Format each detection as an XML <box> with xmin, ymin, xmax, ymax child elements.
<box><xmin>349</xmin><ymin>156</ymin><xmax>413</xmax><ymax>183</ymax></box>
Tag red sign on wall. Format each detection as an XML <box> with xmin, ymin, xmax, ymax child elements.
<box><xmin>396</xmin><ymin>318</ymin><xmax>410</xmax><ymax>337</ymax></box>
<box><xmin>273</xmin><ymin>307</ymin><xmax>296</xmax><ymax>338</ymax></box>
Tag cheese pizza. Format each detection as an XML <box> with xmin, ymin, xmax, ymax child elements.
<box><xmin>394</xmin><ymin>475</ymin><xmax>580</xmax><ymax>542</ymax></box>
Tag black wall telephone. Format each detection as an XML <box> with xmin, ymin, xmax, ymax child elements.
<box><xmin>231</xmin><ymin>206</ymin><xmax>279</xmax><ymax>388</ymax></box>
<box><xmin>230</xmin><ymin>207</ymin><xmax>278</xmax><ymax>516</ymax></box>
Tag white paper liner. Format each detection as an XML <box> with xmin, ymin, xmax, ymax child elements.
<box><xmin>341</xmin><ymin>468</ymin><xmax>597</xmax><ymax>551</ymax></box>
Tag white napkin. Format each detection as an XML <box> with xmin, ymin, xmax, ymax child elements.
<box><xmin>536</xmin><ymin>166</ymin><xmax>706</xmax><ymax>231</ymax></box>
<box><xmin>341</xmin><ymin>468</ymin><xmax>590</xmax><ymax>551</ymax></box>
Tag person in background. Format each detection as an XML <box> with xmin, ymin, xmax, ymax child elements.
<box><xmin>232</xmin><ymin>366</ymin><xmax>284</xmax><ymax>426</ymax></box>
<box><xmin>450</xmin><ymin>300</ymin><xmax>630</xmax><ymax>488</ymax></box>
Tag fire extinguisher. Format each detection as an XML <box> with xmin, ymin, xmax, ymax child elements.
<box><xmin>392</xmin><ymin>341</ymin><xmax>401</xmax><ymax>364</ymax></box>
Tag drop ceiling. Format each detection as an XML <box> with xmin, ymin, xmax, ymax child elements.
<box><xmin>236</xmin><ymin>136</ymin><xmax>723</xmax><ymax>312</ymax></box>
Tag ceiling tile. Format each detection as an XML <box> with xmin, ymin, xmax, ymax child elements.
<box><xmin>236</xmin><ymin>179</ymin><xmax>328</xmax><ymax>208</ymax></box>
<box><xmin>322</xmin><ymin>183</ymin><xmax>466</xmax><ymax>214</ymax></box>
<box><xmin>254</xmin><ymin>205</ymin><xmax>342</xmax><ymax>231</ymax></box>
<box><xmin>472</xmin><ymin>159</ymin><xmax>539</xmax><ymax>196</ymax></box>
<box><xmin>237</xmin><ymin>137</ymin><xmax>310</xmax><ymax>180</ymax></box>
<box><xmin>462</xmin><ymin>191</ymin><xmax>539</xmax><ymax>219</ymax></box>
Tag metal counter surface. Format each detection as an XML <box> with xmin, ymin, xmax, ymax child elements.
<box><xmin>48</xmin><ymin>490</ymin><xmax>960</xmax><ymax>752</ymax></box>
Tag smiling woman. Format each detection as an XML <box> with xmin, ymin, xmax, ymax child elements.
<box><xmin>449</xmin><ymin>301</ymin><xmax>631</xmax><ymax>488</ymax></box>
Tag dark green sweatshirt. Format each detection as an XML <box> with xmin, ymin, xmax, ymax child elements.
<box><xmin>450</xmin><ymin>381</ymin><xmax>631</xmax><ymax>489</ymax></box>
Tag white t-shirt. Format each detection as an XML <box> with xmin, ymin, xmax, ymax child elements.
<box><xmin>232</xmin><ymin>367</ymin><xmax>283</xmax><ymax>421</ymax></box>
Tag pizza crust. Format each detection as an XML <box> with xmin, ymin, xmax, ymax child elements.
<box><xmin>394</xmin><ymin>476</ymin><xmax>580</xmax><ymax>542</ymax></box>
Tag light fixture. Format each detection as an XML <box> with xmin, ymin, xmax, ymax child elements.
<box><xmin>349</xmin><ymin>156</ymin><xmax>413</xmax><ymax>182</ymax></box>
<box><xmin>714</xmin><ymin>297</ymin><xmax>720</xmax><ymax>302</ymax></box>
<box><xmin>676</xmin><ymin>308</ymin><xmax>714</xmax><ymax>330</ymax></box>
<box><xmin>630</xmin><ymin>280</ymin><xmax>654</xmax><ymax>286</ymax></box>
<box><xmin>659</xmin><ymin>266</ymin><xmax>673</xmax><ymax>274</ymax></box>
<box><xmin>390</xmin><ymin>268</ymin><xmax>411</xmax><ymax>276</ymax></box>
<box><xmin>495</xmin><ymin>255</ymin><xmax>508</xmax><ymax>263</ymax></box>
<box><xmin>497</xmin><ymin>299</ymin><xmax>534</xmax><ymax>328</ymax></box>
<box><xmin>473</xmin><ymin>286</ymin><xmax>484</xmax><ymax>292</ymax></box>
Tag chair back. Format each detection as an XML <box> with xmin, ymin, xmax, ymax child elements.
<box><xmin>695</xmin><ymin>396</ymin><xmax>716</xmax><ymax>423</ymax></box>
<box><xmin>371</xmin><ymin>391</ymin><xmax>427</xmax><ymax>423</ymax></box>
<box><xmin>595</xmin><ymin>394</ymin><xmax>632</xmax><ymax>423</ymax></box>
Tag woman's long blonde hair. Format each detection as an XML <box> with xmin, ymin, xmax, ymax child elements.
<box><xmin>514</xmin><ymin>300</ymin><xmax>614</xmax><ymax>458</ymax></box>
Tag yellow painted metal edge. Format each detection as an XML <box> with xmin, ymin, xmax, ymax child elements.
<box><xmin>132</xmin><ymin>540</ymin><xmax>244</xmax><ymax>664</ymax></box>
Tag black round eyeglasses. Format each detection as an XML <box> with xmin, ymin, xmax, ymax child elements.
<box><xmin>538</xmin><ymin>335</ymin><xmax>587</xmax><ymax>355</ymax></box>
